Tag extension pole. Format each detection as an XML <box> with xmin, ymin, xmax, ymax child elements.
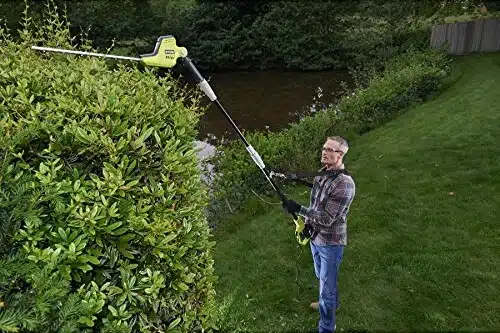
<box><xmin>178</xmin><ymin>57</ymin><xmax>295</xmax><ymax>217</ymax></box>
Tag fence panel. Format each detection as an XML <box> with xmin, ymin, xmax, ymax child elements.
<box><xmin>431</xmin><ymin>19</ymin><xmax>500</xmax><ymax>55</ymax></box>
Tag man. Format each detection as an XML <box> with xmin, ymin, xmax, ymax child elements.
<box><xmin>283</xmin><ymin>136</ymin><xmax>356</xmax><ymax>333</ymax></box>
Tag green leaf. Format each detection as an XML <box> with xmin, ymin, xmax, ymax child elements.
<box><xmin>73</xmin><ymin>270</ymin><xmax>82</xmax><ymax>282</ymax></box>
<box><xmin>58</xmin><ymin>227</ymin><xmax>67</xmax><ymax>241</ymax></box>
<box><xmin>108</xmin><ymin>286</ymin><xmax>123</xmax><ymax>295</ymax></box>
<box><xmin>96</xmin><ymin>300</ymin><xmax>105</xmax><ymax>310</ymax></box>
<box><xmin>168</xmin><ymin>318</ymin><xmax>181</xmax><ymax>330</ymax></box>
<box><xmin>27</xmin><ymin>255</ymin><xmax>38</xmax><ymax>263</ymax></box>
<box><xmin>111</xmin><ymin>227</ymin><xmax>128</xmax><ymax>236</ymax></box>
<box><xmin>39</xmin><ymin>162</ymin><xmax>50</xmax><ymax>174</ymax></box>
<box><xmin>78</xmin><ymin>264</ymin><xmax>93</xmax><ymax>273</ymax></box>
<box><xmin>96</xmin><ymin>235</ymin><xmax>103</xmax><ymax>247</ymax></box>
<box><xmin>108</xmin><ymin>286</ymin><xmax>123</xmax><ymax>294</ymax></box>
<box><xmin>105</xmin><ymin>222</ymin><xmax>122</xmax><ymax>231</ymax></box>
<box><xmin>108</xmin><ymin>305</ymin><xmax>118</xmax><ymax>317</ymax></box>
<box><xmin>78</xmin><ymin>316</ymin><xmax>94</xmax><ymax>327</ymax></box>
<box><xmin>85</xmin><ymin>255</ymin><xmax>101</xmax><ymax>265</ymax></box>
<box><xmin>184</xmin><ymin>273</ymin><xmax>196</xmax><ymax>284</ymax></box>
<box><xmin>124</xmin><ymin>179</ymin><xmax>140</xmax><ymax>188</ymax></box>
<box><xmin>76</xmin><ymin>240</ymin><xmax>88</xmax><ymax>252</ymax></box>
<box><xmin>154</xmin><ymin>131</ymin><xmax>162</xmax><ymax>145</ymax></box>
<box><xmin>117</xmin><ymin>293</ymin><xmax>127</xmax><ymax>306</ymax></box>
<box><xmin>177</xmin><ymin>282</ymin><xmax>189</xmax><ymax>291</ymax></box>
<box><xmin>118</xmin><ymin>233</ymin><xmax>135</xmax><ymax>243</ymax></box>
<box><xmin>117</xmin><ymin>244</ymin><xmax>134</xmax><ymax>259</ymax></box>
<box><xmin>163</xmin><ymin>233</ymin><xmax>177</xmax><ymax>244</ymax></box>
<box><xmin>126</xmin><ymin>159</ymin><xmax>137</xmax><ymax>175</ymax></box>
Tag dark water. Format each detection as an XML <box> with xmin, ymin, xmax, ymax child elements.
<box><xmin>196</xmin><ymin>70</ymin><xmax>352</xmax><ymax>142</ymax></box>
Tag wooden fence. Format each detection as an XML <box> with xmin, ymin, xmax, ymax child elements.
<box><xmin>430</xmin><ymin>19</ymin><xmax>500</xmax><ymax>55</ymax></box>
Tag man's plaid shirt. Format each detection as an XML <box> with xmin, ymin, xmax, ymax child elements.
<box><xmin>299</xmin><ymin>169</ymin><xmax>355</xmax><ymax>246</ymax></box>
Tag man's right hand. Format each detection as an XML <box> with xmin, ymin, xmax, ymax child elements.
<box><xmin>282</xmin><ymin>199</ymin><xmax>302</xmax><ymax>214</ymax></box>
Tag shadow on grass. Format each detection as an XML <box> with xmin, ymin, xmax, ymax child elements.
<box><xmin>214</xmin><ymin>329</ymin><xmax>368</xmax><ymax>333</ymax></box>
<box><xmin>215</xmin><ymin>330</ymin><xmax>498</xmax><ymax>333</ymax></box>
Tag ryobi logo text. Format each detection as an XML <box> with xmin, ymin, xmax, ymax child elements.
<box><xmin>164</xmin><ymin>49</ymin><xmax>175</xmax><ymax>60</ymax></box>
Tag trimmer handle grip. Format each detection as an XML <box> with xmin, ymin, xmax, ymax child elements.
<box><xmin>178</xmin><ymin>57</ymin><xmax>217</xmax><ymax>101</ymax></box>
<box><xmin>179</xmin><ymin>57</ymin><xmax>205</xmax><ymax>84</ymax></box>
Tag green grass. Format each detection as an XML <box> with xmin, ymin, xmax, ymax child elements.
<box><xmin>211</xmin><ymin>53</ymin><xmax>500</xmax><ymax>333</ymax></box>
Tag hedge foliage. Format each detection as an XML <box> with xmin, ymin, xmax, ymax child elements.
<box><xmin>0</xmin><ymin>5</ymin><xmax>216</xmax><ymax>333</ymax></box>
<box><xmin>207</xmin><ymin>50</ymin><xmax>452</xmax><ymax>222</ymax></box>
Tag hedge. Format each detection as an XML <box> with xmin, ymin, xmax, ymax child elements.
<box><xmin>0</xmin><ymin>5</ymin><xmax>216</xmax><ymax>333</ymax></box>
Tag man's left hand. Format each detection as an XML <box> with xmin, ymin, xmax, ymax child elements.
<box><xmin>282</xmin><ymin>199</ymin><xmax>302</xmax><ymax>214</ymax></box>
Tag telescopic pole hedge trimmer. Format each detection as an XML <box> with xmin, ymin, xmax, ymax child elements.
<box><xmin>32</xmin><ymin>35</ymin><xmax>316</xmax><ymax>245</ymax></box>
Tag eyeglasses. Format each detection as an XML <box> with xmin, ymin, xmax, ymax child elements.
<box><xmin>322</xmin><ymin>147</ymin><xmax>344</xmax><ymax>154</ymax></box>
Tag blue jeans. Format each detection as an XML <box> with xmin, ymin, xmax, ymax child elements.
<box><xmin>310</xmin><ymin>242</ymin><xmax>344</xmax><ymax>333</ymax></box>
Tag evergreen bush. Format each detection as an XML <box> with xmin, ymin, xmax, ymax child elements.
<box><xmin>0</xmin><ymin>4</ymin><xmax>216</xmax><ymax>332</ymax></box>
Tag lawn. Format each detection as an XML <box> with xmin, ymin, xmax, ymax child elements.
<box><xmin>212</xmin><ymin>53</ymin><xmax>500</xmax><ymax>333</ymax></box>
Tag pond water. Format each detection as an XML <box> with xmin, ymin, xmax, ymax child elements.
<box><xmin>191</xmin><ymin>70</ymin><xmax>352</xmax><ymax>160</ymax></box>
<box><xmin>197</xmin><ymin>70</ymin><xmax>352</xmax><ymax>140</ymax></box>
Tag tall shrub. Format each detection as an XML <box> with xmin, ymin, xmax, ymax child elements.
<box><xmin>0</xmin><ymin>4</ymin><xmax>216</xmax><ymax>333</ymax></box>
